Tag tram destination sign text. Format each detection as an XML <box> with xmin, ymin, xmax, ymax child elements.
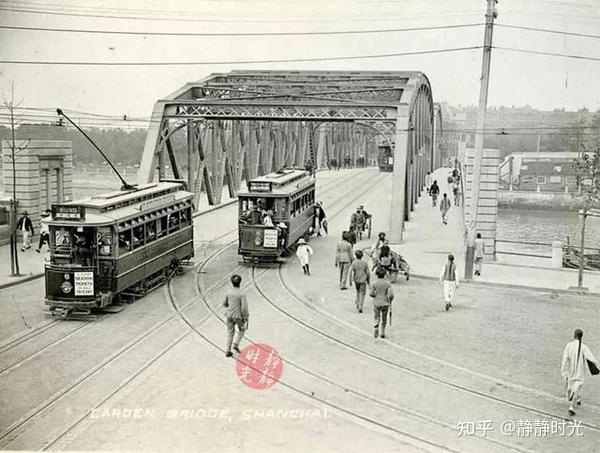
<box><xmin>52</xmin><ymin>205</ymin><xmax>86</xmax><ymax>221</ymax></box>
<box><xmin>248</xmin><ymin>181</ymin><xmax>272</xmax><ymax>192</ymax></box>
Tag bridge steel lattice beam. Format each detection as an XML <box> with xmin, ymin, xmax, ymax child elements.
<box><xmin>138</xmin><ymin>71</ymin><xmax>434</xmax><ymax>242</ymax></box>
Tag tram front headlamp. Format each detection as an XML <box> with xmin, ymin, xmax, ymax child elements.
<box><xmin>60</xmin><ymin>281</ymin><xmax>73</xmax><ymax>293</ymax></box>
<box><xmin>254</xmin><ymin>231</ymin><xmax>263</xmax><ymax>246</ymax></box>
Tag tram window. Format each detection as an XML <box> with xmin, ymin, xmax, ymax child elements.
<box><xmin>146</xmin><ymin>221</ymin><xmax>157</xmax><ymax>243</ymax></box>
<box><xmin>119</xmin><ymin>230</ymin><xmax>132</xmax><ymax>253</ymax></box>
<box><xmin>274</xmin><ymin>199</ymin><xmax>286</xmax><ymax>219</ymax></box>
<box><xmin>168</xmin><ymin>211</ymin><xmax>180</xmax><ymax>232</ymax></box>
<box><xmin>98</xmin><ymin>227</ymin><xmax>113</xmax><ymax>256</ymax></box>
<box><xmin>53</xmin><ymin>227</ymin><xmax>72</xmax><ymax>255</ymax></box>
<box><xmin>181</xmin><ymin>208</ymin><xmax>191</xmax><ymax>227</ymax></box>
<box><xmin>157</xmin><ymin>215</ymin><xmax>167</xmax><ymax>238</ymax></box>
<box><xmin>132</xmin><ymin>225</ymin><xmax>144</xmax><ymax>249</ymax></box>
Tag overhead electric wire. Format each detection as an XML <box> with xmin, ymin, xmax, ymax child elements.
<box><xmin>0</xmin><ymin>22</ymin><xmax>484</xmax><ymax>37</ymax></box>
<box><xmin>494</xmin><ymin>46</ymin><xmax>600</xmax><ymax>62</ymax></box>
<box><xmin>0</xmin><ymin>4</ymin><xmax>483</xmax><ymax>23</ymax></box>
<box><xmin>0</xmin><ymin>46</ymin><xmax>481</xmax><ymax>66</ymax></box>
<box><xmin>496</xmin><ymin>23</ymin><xmax>600</xmax><ymax>40</ymax></box>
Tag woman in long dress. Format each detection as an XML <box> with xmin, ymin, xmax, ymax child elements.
<box><xmin>296</xmin><ymin>238</ymin><xmax>314</xmax><ymax>275</ymax></box>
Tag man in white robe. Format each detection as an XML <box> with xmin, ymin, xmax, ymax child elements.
<box><xmin>561</xmin><ymin>329</ymin><xmax>599</xmax><ymax>416</ymax></box>
<box><xmin>439</xmin><ymin>254</ymin><xmax>459</xmax><ymax>312</ymax></box>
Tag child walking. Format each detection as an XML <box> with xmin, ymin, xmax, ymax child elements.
<box><xmin>296</xmin><ymin>238</ymin><xmax>314</xmax><ymax>275</ymax></box>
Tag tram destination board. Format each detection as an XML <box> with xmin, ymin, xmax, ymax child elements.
<box><xmin>52</xmin><ymin>205</ymin><xmax>86</xmax><ymax>221</ymax></box>
<box><xmin>248</xmin><ymin>181</ymin><xmax>272</xmax><ymax>192</ymax></box>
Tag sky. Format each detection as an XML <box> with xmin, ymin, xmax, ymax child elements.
<box><xmin>0</xmin><ymin>0</ymin><xmax>599</xmax><ymax>124</ymax></box>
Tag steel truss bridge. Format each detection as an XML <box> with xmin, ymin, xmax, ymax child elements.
<box><xmin>138</xmin><ymin>70</ymin><xmax>443</xmax><ymax>241</ymax></box>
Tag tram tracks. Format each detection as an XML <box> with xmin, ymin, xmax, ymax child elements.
<box><xmin>0</xmin><ymin>238</ymin><xmax>235</xmax><ymax>449</ymax></box>
<box><xmin>277</xmin><ymin>265</ymin><xmax>600</xmax><ymax>420</ymax></box>
<box><xmin>0</xmin><ymin>169</ymin><xmax>377</xmax><ymax>450</ymax></box>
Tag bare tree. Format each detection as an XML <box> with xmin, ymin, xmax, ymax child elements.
<box><xmin>571</xmin><ymin>113</ymin><xmax>600</xmax><ymax>288</ymax></box>
<box><xmin>2</xmin><ymin>81</ymin><xmax>30</xmax><ymax>277</ymax></box>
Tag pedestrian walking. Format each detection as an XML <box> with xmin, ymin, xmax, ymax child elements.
<box><xmin>36</xmin><ymin>211</ymin><xmax>51</xmax><ymax>253</ymax></box>
<box><xmin>440</xmin><ymin>193</ymin><xmax>451</xmax><ymax>225</ymax></box>
<box><xmin>223</xmin><ymin>274</ymin><xmax>249</xmax><ymax>358</ymax></box>
<box><xmin>313</xmin><ymin>201</ymin><xmax>327</xmax><ymax>236</ymax></box>
<box><xmin>452</xmin><ymin>180</ymin><xmax>461</xmax><ymax>206</ymax></box>
<box><xmin>439</xmin><ymin>254</ymin><xmax>459</xmax><ymax>311</ymax></box>
<box><xmin>16</xmin><ymin>211</ymin><xmax>34</xmax><ymax>252</ymax></box>
<box><xmin>335</xmin><ymin>231</ymin><xmax>354</xmax><ymax>290</ymax></box>
<box><xmin>296</xmin><ymin>238</ymin><xmax>313</xmax><ymax>275</ymax></box>
<box><xmin>369</xmin><ymin>267</ymin><xmax>394</xmax><ymax>338</ymax></box>
<box><xmin>561</xmin><ymin>329</ymin><xmax>599</xmax><ymax>417</ymax></box>
<box><xmin>474</xmin><ymin>233</ymin><xmax>485</xmax><ymax>276</ymax></box>
<box><xmin>346</xmin><ymin>225</ymin><xmax>357</xmax><ymax>246</ymax></box>
<box><xmin>429</xmin><ymin>181</ymin><xmax>440</xmax><ymax>207</ymax></box>
<box><xmin>349</xmin><ymin>249</ymin><xmax>370</xmax><ymax>313</ymax></box>
<box><xmin>425</xmin><ymin>171</ymin><xmax>433</xmax><ymax>193</ymax></box>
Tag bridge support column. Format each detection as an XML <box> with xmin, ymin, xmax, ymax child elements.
<box><xmin>390</xmin><ymin>111</ymin><xmax>409</xmax><ymax>242</ymax></box>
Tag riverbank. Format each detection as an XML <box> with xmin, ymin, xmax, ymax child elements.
<box><xmin>498</xmin><ymin>189</ymin><xmax>597</xmax><ymax>210</ymax></box>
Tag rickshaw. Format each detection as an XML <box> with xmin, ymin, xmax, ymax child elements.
<box><xmin>363</xmin><ymin>246</ymin><xmax>410</xmax><ymax>283</ymax></box>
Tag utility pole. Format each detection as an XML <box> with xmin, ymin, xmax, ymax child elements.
<box><xmin>465</xmin><ymin>0</ymin><xmax>498</xmax><ymax>279</ymax></box>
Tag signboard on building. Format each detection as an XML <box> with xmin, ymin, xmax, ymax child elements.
<box><xmin>52</xmin><ymin>205</ymin><xmax>85</xmax><ymax>221</ymax></box>
<box><xmin>74</xmin><ymin>271</ymin><xmax>94</xmax><ymax>296</ymax></box>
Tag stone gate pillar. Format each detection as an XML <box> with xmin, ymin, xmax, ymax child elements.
<box><xmin>1</xmin><ymin>140</ymin><xmax>72</xmax><ymax>233</ymax></box>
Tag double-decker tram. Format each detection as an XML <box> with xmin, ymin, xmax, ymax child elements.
<box><xmin>238</xmin><ymin>168</ymin><xmax>315</xmax><ymax>263</ymax></box>
<box><xmin>378</xmin><ymin>144</ymin><xmax>393</xmax><ymax>172</ymax></box>
<box><xmin>45</xmin><ymin>181</ymin><xmax>194</xmax><ymax>317</ymax></box>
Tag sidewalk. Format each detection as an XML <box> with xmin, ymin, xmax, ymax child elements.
<box><xmin>392</xmin><ymin>167</ymin><xmax>600</xmax><ymax>294</ymax></box>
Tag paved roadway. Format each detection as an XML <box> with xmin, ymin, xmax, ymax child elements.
<box><xmin>1</xmin><ymin>168</ymin><xmax>599</xmax><ymax>452</ymax></box>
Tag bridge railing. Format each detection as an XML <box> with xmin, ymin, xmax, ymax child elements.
<box><xmin>494</xmin><ymin>239</ymin><xmax>553</xmax><ymax>259</ymax></box>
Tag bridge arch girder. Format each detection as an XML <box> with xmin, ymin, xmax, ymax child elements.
<box><xmin>138</xmin><ymin>71</ymin><xmax>435</xmax><ymax>241</ymax></box>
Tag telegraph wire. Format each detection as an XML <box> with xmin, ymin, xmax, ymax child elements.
<box><xmin>496</xmin><ymin>23</ymin><xmax>600</xmax><ymax>40</ymax></box>
<box><xmin>494</xmin><ymin>46</ymin><xmax>600</xmax><ymax>62</ymax></box>
<box><xmin>0</xmin><ymin>23</ymin><xmax>484</xmax><ymax>37</ymax></box>
<box><xmin>0</xmin><ymin>46</ymin><xmax>482</xmax><ymax>65</ymax></box>
<box><xmin>0</xmin><ymin>4</ymin><xmax>483</xmax><ymax>23</ymax></box>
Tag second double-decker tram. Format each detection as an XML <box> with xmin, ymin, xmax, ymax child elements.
<box><xmin>237</xmin><ymin>169</ymin><xmax>315</xmax><ymax>263</ymax></box>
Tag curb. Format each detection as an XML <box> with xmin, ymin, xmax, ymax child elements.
<box><xmin>409</xmin><ymin>273</ymin><xmax>600</xmax><ymax>297</ymax></box>
<box><xmin>0</xmin><ymin>272</ymin><xmax>45</xmax><ymax>290</ymax></box>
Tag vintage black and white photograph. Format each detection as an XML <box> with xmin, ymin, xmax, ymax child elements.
<box><xmin>1</xmin><ymin>0</ymin><xmax>600</xmax><ymax>451</ymax></box>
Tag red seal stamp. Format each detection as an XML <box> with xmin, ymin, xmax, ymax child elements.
<box><xmin>235</xmin><ymin>343</ymin><xmax>283</xmax><ymax>390</ymax></box>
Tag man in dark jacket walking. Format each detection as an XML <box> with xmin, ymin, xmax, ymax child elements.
<box><xmin>313</xmin><ymin>201</ymin><xmax>327</xmax><ymax>236</ymax></box>
<box><xmin>16</xmin><ymin>211</ymin><xmax>34</xmax><ymax>252</ymax></box>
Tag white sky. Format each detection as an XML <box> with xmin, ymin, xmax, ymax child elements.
<box><xmin>0</xmin><ymin>0</ymin><xmax>599</xmax><ymax>119</ymax></box>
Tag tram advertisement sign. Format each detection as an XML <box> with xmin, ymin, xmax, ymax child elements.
<box><xmin>74</xmin><ymin>272</ymin><xmax>94</xmax><ymax>296</ymax></box>
<box><xmin>263</xmin><ymin>229</ymin><xmax>278</xmax><ymax>248</ymax></box>
<box><xmin>52</xmin><ymin>205</ymin><xmax>85</xmax><ymax>221</ymax></box>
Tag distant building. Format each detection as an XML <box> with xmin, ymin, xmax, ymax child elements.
<box><xmin>499</xmin><ymin>152</ymin><xmax>580</xmax><ymax>193</ymax></box>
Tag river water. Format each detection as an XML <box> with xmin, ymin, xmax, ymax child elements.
<box><xmin>497</xmin><ymin>208</ymin><xmax>600</xmax><ymax>256</ymax></box>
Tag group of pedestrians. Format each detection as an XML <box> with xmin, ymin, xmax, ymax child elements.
<box><xmin>15</xmin><ymin>210</ymin><xmax>51</xmax><ymax>253</ymax></box>
<box><xmin>425</xmin><ymin>168</ymin><xmax>461</xmax><ymax>226</ymax></box>
<box><xmin>223</xmin><ymin>193</ymin><xmax>600</xmax><ymax>420</ymax></box>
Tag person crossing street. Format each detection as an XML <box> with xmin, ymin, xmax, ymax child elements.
<box><xmin>295</xmin><ymin>238</ymin><xmax>313</xmax><ymax>275</ymax></box>
<box><xmin>561</xmin><ymin>329</ymin><xmax>599</xmax><ymax>417</ymax></box>
<box><xmin>439</xmin><ymin>254</ymin><xmax>459</xmax><ymax>311</ymax></box>
<box><xmin>223</xmin><ymin>274</ymin><xmax>249</xmax><ymax>358</ymax></box>
<box><xmin>370</xmin><ymin>267</ymin><xmax>394</xmax><ymax>338</ymax></box>
<box><xmin>335</xmin><ymin>231</ymin><xmax>353</xmax><ymax>290</ymax></box>
<box><xmin>349</xmin><ymin>249</ymin><xmax>370</xmax><ymax>313</ymax></box>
